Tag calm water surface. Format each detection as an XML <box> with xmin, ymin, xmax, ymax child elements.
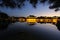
<box><xmin>0</xmin><ymin>22</ymin><xmax>60</xmax><ymax>40</ymax></box>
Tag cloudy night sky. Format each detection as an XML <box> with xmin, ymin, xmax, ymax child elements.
<box><xmin>0</xmin><ymin>1</ymin><xmax>60</xmax><ymax>17</ymax></box>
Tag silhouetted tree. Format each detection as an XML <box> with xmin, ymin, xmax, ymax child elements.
<box><xmin>0</xmin><ymin>0</ymin><xmax>60</xmax><ymax>11</ymax></box>
<box><xmin>0</xmin><ymin>0</ymin><xmax>25</xmax><ymax>8</ymax></box>
<box><xmin>40</xmin><ymin>0</ymin><xmax>60</xmax><ymax>11</ymax></box>
<box><xmin>0</xmin><ymin>12</ymin><xmax>9</xmax><ymax>19</ymax></box>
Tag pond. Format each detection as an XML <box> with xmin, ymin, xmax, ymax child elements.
<box><xmin>0</xmin><ymin>22</ymin><xmax>60</xmax><ymax>40</ymax></box>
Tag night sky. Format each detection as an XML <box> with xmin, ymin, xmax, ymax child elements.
<box><xmin>0</xmin><ymin>1</ymin><xmax>60</xmax><ymax>17</ymax></box>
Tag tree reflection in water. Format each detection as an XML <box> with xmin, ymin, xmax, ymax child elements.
<box><xmin>56</xmin><ymin>21</ymin><xmax>60</xmax><ymax>31</ymax></box>
<box><xmin>27</xmin><ymin>21</ymin><xmax>60</xmax><ymax>31</ymax></box>
<box><xmin>0</xmin><ymin>20</ymin><xmax>60</xmax><ymax>31</ymax></box>
<box><xmin>0</xmin><ymin>21</ymin><xmax>10</xmax><ymax>30</ymax></box>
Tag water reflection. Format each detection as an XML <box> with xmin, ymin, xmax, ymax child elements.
<box><xmin>0</xmin><ymin>21</ymin><xmax>9</xmax><ymax>30</ymax></box>
<box><xmin>0</xmin><ymin>11</ymin><xmax>60</xmax><ymax>40</ymax></box>
<box><xmin>0</xmin><ymin>20</ymin><xmax>60</xmax><ymax>40</ymax></box>
<box><xmin>0</xmin><ymin>20</ymin><xmax>15</xmax><ymax>30</ymax></box>
<box><xmin>0</xmin><ymin>20</ymin><xmax>60</xmax><ymax>31</ymax></box>
<box><xmin>5</xmin><ymin>22</ymin><xmax>60</xmax><ymax>40</ymax></box>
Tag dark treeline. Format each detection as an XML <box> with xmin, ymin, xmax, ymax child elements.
<box><xmin>0</xmin><ymin>12</ymin><xmax>14</xmax><ymax>30</ymax></box>
<box><xmin>0</xmin><ymin>12</ymin><xmax>9</xmax><ymax>18</ymax></box>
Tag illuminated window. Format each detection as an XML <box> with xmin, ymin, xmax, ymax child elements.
<box><xmin>19</xmin><ymin>18</ymin><xmax>25</xmax><ymax>22</ymax></box>
<box><xmin>26</xmin><ymin>19</ymin><xmax>36</xmax><ymax>22</ymax></box>
<box><xmin>53</xmin><ymin>19</ymin><xmax>57</xmax><ymax>22</ymax></box>
<box><xmin>40</xmin><ymin>19</ymin><xmax>43</xmax><ymax>22</ymax></box>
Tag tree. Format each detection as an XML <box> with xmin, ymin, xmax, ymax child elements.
<box><xmin>0</xmin><ymin>12</ymin><xmax>9</xmax><ymax>18</ymax></box>
<box><xmin>0</xmin><ymin>0</ymin><xmax>60</xmax><ymax>11</ymax></box>
<box><xmin>40</xmin><ymin>0</ymin><xmax>60</xmax><ymax>11</ymax></box>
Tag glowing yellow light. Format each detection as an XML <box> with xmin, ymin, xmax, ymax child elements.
<box><xmin>26</xmin><ymin>19</ymin><xmax>36</xmax><ymax>23</ymax></box>
<box><xmin>40</xmin><ymin>19</ymin><xmax>43</xmax><ymax>22</ymax></box>
<box><xmin>52</xmin><ymin>19</ymin><xmax>57</xmax><ymax>23</ymax></box>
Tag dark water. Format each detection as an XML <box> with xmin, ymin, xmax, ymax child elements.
<box><xmin>0</xmin><ymin>22</ymin><xmax>60</xmax><ymax>40</ymax></box>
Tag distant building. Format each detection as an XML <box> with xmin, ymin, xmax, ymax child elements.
<box><xmin>26</xmin><ymin>15</ymin><xmax>37</xmax><ymax>25</ymax></box>
<box><xmin>37</xmin><ymin>16</ymin><xmax>58</xmax><ymax>24</ymax></box>
<box><xmin>45</xmin><ymin>17</ymin><xmax>52</xmax><ymax>23</ymax></box>
<box><xmin>36</xmin><ymin>17</ymin><xmax>45</xmax><ymax>23</ymax></box>
<box><xmin>19</xmin><ymin>17</ymin><xmax>26</xmax><ymax>22</ymax></box>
